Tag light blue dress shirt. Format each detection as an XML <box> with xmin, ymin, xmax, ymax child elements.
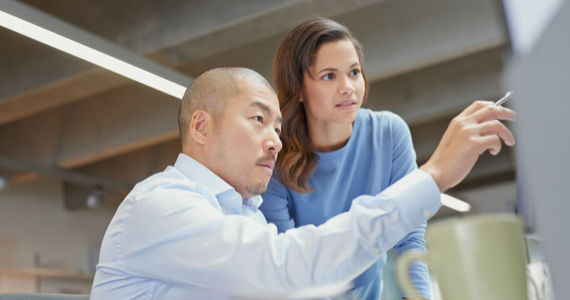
<box><xmin>90</xmin><ymin>153</ymin><xmax>441</xmax><ymax>300</ymax></box>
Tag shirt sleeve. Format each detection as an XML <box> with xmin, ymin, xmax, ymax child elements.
<box><xmin>388</xmin><ymin>112</ymin><xmax>433</xmax><ymax>299</ymax></box>
<box><xmin>117</xmin><ymin>170</ymin><xmax>440</xmax><ymax>299</ymax></box>
<box><xmin>259</xmin><ymin>176</ymin><xmax>296</xmax><ymax>233</ymax></box>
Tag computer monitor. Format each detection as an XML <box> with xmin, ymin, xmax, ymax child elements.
<box><xmin>502</xmin><ymin>0</ymin><xmax>570</xmax><ymax>298</ymax></box>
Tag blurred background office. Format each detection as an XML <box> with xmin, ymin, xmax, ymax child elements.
<box><xmin>0</xmin><ymin>0</ymin><xmax>563</xmax><ymax>298</ymax></box>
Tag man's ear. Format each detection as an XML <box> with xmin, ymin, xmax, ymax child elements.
<box><xmin>189</xmin><ymin>110</ymin><xmax>212</xmax><ymax>145</ymax></box>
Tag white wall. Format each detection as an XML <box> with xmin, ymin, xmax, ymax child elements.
<box><xmin>459</xmin><ymin>181</ymin><xmax>518</xmax><ymax>215</ymax></box>
<box><xmin>0</xmin><ymin>176</ymin><xmax>115</xmax><ymax>293</ymax></box>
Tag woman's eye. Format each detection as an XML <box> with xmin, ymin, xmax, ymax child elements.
<box><xmin>275</xmin><ymin>128</ymin><xmax>281</xmax><ymax>135</ymax></box>
<box><xmin>322</xmin><ymin>73</ymin><xmax>334</xmax><ymax>81</ymax></box>
<box><xmin>350</xmin><ymin>69</ymin><xmax>361</xmax><ymax>76</ymax></box>
<box><xmin>253</xmin><ymin>116</ymin><xmax>264</xmax><ymax>124</ymax></box>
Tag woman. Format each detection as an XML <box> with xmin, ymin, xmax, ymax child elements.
<box><xmin>259</xmin><ymin>19</ymin><xmax>432</xmax><ymax>299</ymax></box>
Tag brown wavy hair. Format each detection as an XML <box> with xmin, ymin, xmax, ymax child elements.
<box><xmin>274</xmin><ymin>18</ymin><xmax>369</xmax><ymax>193</ymax></box>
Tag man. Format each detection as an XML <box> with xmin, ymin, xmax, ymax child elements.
<box><xmin>91</xmin><ymin>68</ymin><xmax>516</xmax><ymax>300</ymax></box>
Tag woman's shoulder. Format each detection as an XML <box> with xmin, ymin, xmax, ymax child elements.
<box><xmin>357</xmin><ymin>108</ymin><xmax>409</xmax><ymax>132</ymax></box>
<box><xmin>264</xmin><ymin>173</ymin><xmax>290</xmax><ymax>197</ymax></box>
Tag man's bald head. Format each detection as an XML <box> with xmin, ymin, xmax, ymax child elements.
<box><xmin>178</xmin><ymin>67</ymin><xmax>274</xmax><ymax>147</ymax></box>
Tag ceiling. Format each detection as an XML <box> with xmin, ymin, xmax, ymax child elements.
<box><xmin>0</xmin><ymin>0</ymin><xmax>515</xmax><ymax>216</ymax></box>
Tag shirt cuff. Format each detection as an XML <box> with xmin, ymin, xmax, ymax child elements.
<box><xmin>380</xmin><ymin>169</ymin><xmax>441</xmax><ymax>226</ymax></box>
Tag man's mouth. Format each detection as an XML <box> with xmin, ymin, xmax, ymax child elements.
<box><xmin>259</xmin><ymin>161</ymin><xmax>275</xmax><ymax>170</ymax></box>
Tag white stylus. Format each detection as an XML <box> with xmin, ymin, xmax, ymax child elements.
<box><xmin>493</xmin><ymin>90</ymin><xmax>514</xmax><ymax>106</ymax></box>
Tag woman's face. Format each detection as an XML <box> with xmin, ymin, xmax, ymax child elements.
<box><xmin>302</xmin><ymin>39</ymin><xmax>365</xmax><ymax>126</ymax></box>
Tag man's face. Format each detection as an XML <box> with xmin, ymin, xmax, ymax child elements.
<box><xmin>206</xmin><ymin>80</ymin><xmax>282</xmax><ymax>198</ymax></box>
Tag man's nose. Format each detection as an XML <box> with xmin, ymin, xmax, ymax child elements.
<box><xmin>265</xmin><ymin>131</ymin><xmax>282</xmax><ymax>154</ymax></box>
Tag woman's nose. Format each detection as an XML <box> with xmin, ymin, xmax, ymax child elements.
<box><xmin>338</xmin><ymin>76</ymin><xmax>355</xmax><ymax>95</ymax></box>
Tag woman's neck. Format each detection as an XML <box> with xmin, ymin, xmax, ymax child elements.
<box><xmin>307</xmin><ymin>119</ymin><xmax>353</xmax><ymax>153</ymax></box>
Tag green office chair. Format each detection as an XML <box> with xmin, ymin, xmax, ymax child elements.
<box><xmin>0</xmin><ymin>294</ymin><xmax>89</xmax><ymax>300</ymax></box>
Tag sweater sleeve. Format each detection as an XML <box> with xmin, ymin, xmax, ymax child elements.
<box><xmin>388</xmin><ymin>112</ymin><xmax>433</xmax><ymax>299</ymax></box>
<box><xmin>259</xmin><ymin>176</ymin><xmax>296</xmax><ymax>233</ymax></box>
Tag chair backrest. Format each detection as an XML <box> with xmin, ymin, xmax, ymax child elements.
<box><xmin>0</xmin><ymin>294</ymin><xmax>89</xmax><ymax>300</ymax></box>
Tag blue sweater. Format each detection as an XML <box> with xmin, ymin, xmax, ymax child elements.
<box><xmin>260</xmin><ymin>109</ymin><xmax>431</xmax><ymax>299</ymax></box>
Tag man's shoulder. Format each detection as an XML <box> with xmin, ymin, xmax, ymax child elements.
<box><xmin>126</xmin><ymin>167</ymin><xmax>221</xmax><ymax>209</ymax></box>
<box><xmin>131</xmin><ymin>167</ymin><xmax>190</xmax><ymax>195</ymax></box>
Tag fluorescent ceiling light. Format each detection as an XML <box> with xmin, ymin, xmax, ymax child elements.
<box><xmin>0</xmin><ymin>2</ymin><xmax>189</xmax><ymax>99</ymax></box>
<box><xmin>441</xmin><ymin>193</ymin><xmax>471</xmax><ymax>212</ymax></box>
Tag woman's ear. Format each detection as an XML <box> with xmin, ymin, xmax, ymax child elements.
<box><xmin>299</xmin><ymin>95</ymin><xmax>304</xmax><ymax>103</ymax></box>
<box><xmin>189</xmin><ymin>110</ymin><xmax>212</xmax><ymax>146</ymax></box>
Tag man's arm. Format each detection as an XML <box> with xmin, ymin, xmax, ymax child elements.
<box><xmin>116</xmin><ymin>170</ymin><xmax>440</xmax><ymax>298</ymax></box>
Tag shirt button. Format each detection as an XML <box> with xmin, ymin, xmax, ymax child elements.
<box><xmin>373</xmin><ymin>247</ymin><xmax>380</xmax><ymax>254</ymax></box>
<box><xmin>423</xmin><ymin>210</ymin><xmax>431</xmax><ymax>218</ymax></box>
<box><xmin>230</xmin><ymin>196</ymin><xmax>235</xmax><ymax>201</ymax></box>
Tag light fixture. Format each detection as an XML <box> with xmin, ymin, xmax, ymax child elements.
<box><xmin>86</xmin><ymin>185</ymin><xmax>105</xmax><ymax>208</ymax></box>
<box><xmin>0</xmin><ymin>0</ymin><xmax>191</xmax><ymax>99</ymax></box>
<box><xmin>441</xmin><ymin>193</ymin><xmax>471</xmax><ymax>212</ymax></box>
<box><xmin>0</xmin><ymin>177</ymin><xmax>8</xmax><ymax>191</ymax></box>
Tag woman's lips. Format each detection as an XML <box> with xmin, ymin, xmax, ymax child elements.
<box><xmin>336</xmin><ymin>100</ymin><xmax>357</xmax><ymax>110</ymax></box>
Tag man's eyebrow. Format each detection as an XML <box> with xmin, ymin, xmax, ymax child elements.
<box><xmin>250</xmin><ymin>101</ymin><xmax>282</xmax><ymax>124</ymax></box>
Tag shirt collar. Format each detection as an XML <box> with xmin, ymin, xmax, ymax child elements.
<box><xmin>172</xmin><ymin>153</ymin><xmax>264</xmax><ymax>209</ymax></box>
<box><xmin>173</xmin><ymin>153</ymin><xmax>234</xmax><ymax>195</ymax></box>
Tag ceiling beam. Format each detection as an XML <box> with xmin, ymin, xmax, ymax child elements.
<box><xmin>0</xmin><ymin>0</ymin><xmax>193</xmax><ymax>97</ymax></box>
<box><xmin>156</xmin><ymin>0</ymin><xmax>387</xmax><ymax>65</ymax></box>
<box><xmin>0</xmin><ymin>83</ymin><xmax>179</xmax><ymax>169</ymax></box>
<box><xmin>0</xmin><ymin>0</ymin><xmax>386</xmax><ymax>126</ymax></box>
<box><xmin>366</xmin><ymin>47</ymin><xmax>507</xmax><ymax>126</ymax></box>
<box><xmin>0</xmin><ymin>69</ymin><xmax>130</xmax><ymax>126</ymax></box>
<box><xmin>0</xmin><ymin>154</ymin><xmax>132</xmax><ymax>191</ymax></box>
<box><xmin>0</xmin><ymin>0</ymin><xmax>506</xmax><ymax>126</ymax></box>
<box><xmin>338</xmin><ymin>0</ymin><xmax>508</xmax><ymax>81</ymax></box>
